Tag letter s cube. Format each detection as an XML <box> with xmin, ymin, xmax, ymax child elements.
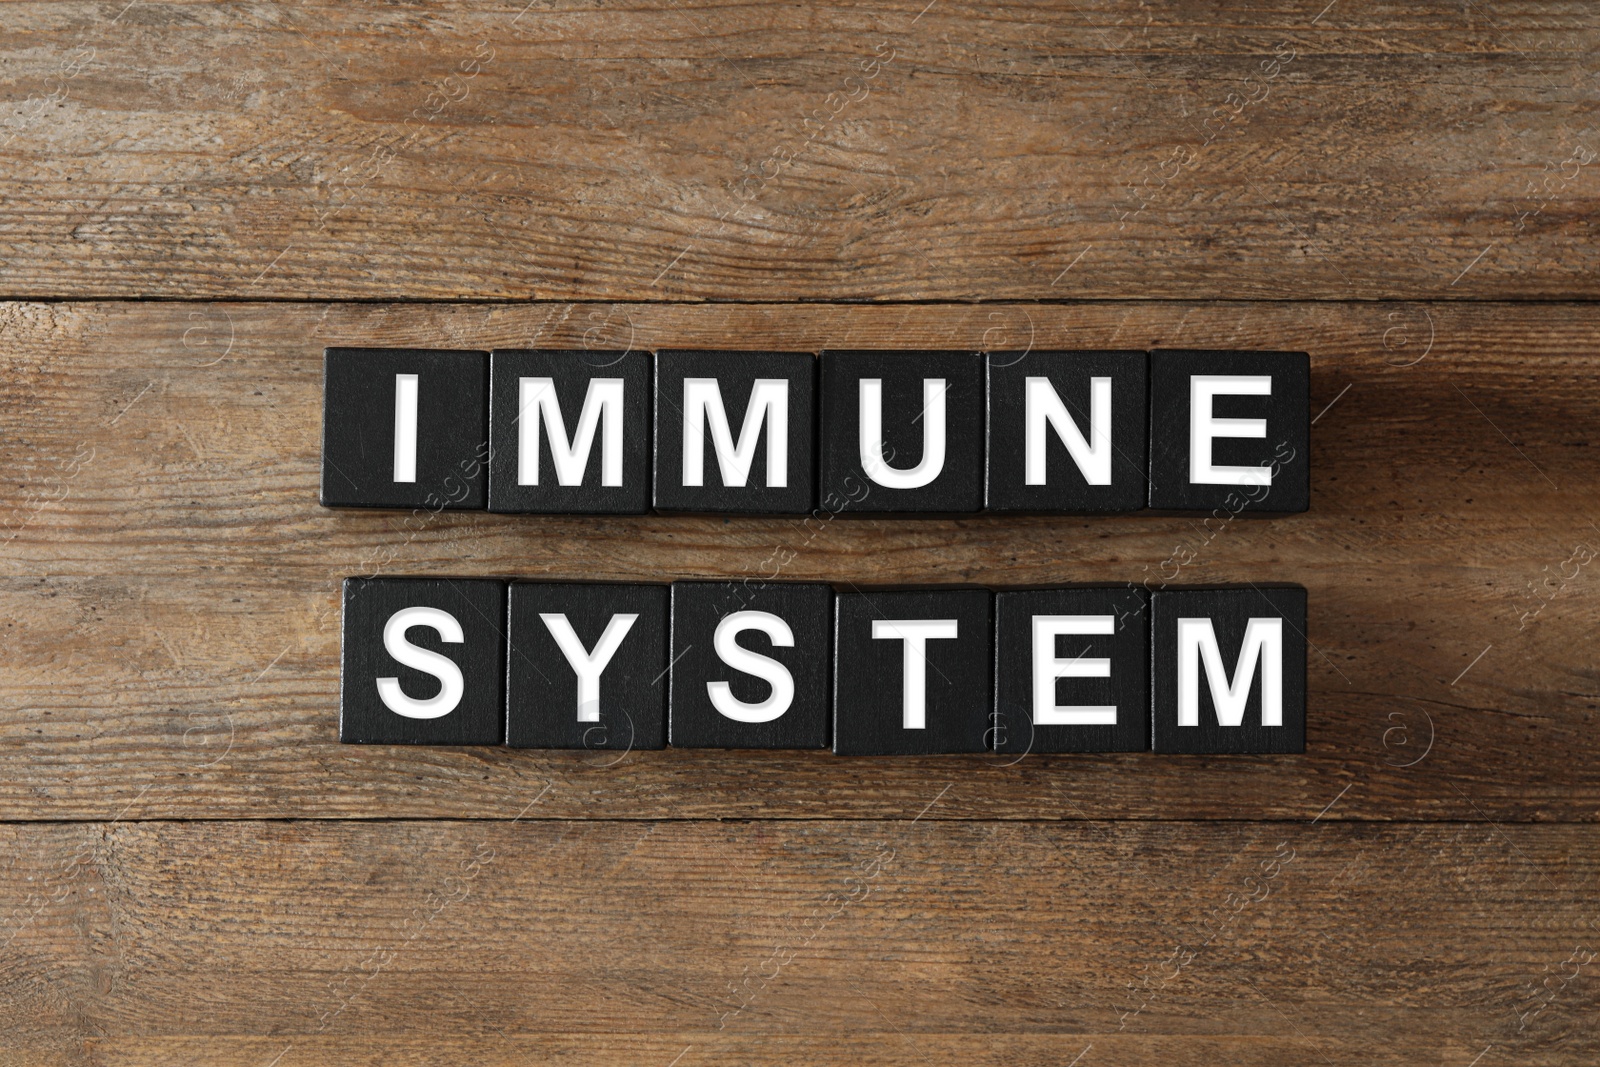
<box><xmin>340</xmin><ymin>577</ymin><xmax>506</xmax><ymax>744</ymax></box>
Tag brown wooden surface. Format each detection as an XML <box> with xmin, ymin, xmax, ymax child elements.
<box><xmin>3</xmin><ymin>819</ymin><xmax>1598</xmax><ymax>1065</ymax></box>
<box><xmin>0</xmin><ymin>2</ymin><xmax>1596</xmax><ymax>301</ymax></box>
<box><xmin>0</xmin><ymin>301</ymin><xmax>1596</xmax><ymax>825</ymax></box>
<box><xmin>5</xmin><ymin>2</ymin><xmax>1600</xmax><ymax>1063</ymax></box>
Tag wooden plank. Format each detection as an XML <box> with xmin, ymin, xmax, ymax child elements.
<box><xmin>0</xmin><ymin>299</ymin><xmax>1595</xmax><ymax>821</ymax></box>
<box><xmin>0</xmin><ymin>2</ymin><xmax>1595</xmax><ymax>301</ymax></box>
<box><xmin>1</xmin><ymin>819</ymin><xmax>1596</xmax><ymax>1064</ymax></box>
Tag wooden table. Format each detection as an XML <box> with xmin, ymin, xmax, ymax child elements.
<box><xmin>3</xmin><ymin>3</ymin><xmax>1597</xmax><ymax>1064</ymax></box>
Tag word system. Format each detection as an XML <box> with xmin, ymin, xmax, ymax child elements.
<box><xmin>340</xmin><ymin>579</ymin><xmax>1307</xmax><ymax>755</ymax></box>
<box><xmin>321</xmin><ymin>347</ymin><xmax>1310</xmax><ymax>515</ymax></box>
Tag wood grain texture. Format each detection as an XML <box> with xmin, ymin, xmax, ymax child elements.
<box><xmin>6</xmin><ymin>4</ymin><xmax>1598</xmax><ymax>1057</ymax></box>
<box><xmin>2</xmin><ymin>819</ymin><xmax>1597</xmax><ymax>1065</ymax></box>
<box><xmin>1</xmin><ymin>300</ymin><xmax>1595</xmax><ymax>821</ymax></box>
<box><xmin>0</xmin><ymin>2</ymin><xmax>1596</xmax><ymax>301</ymax></box>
